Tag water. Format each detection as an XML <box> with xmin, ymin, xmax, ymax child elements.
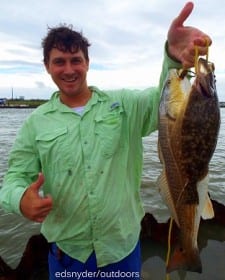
<box><xmin>0</xmin><ymin>109</ymin><xmax>42</xmax><ymax>271</ymax></box>
<box><xmin>0</xmin><ymin>108</ymin><xmax>224</xmax><ymax>279</ymax></box>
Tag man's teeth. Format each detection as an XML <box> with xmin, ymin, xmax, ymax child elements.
<box><xmin>63</xmin><ymin>77</ymin><xmax>77</xmax><ymax>82</ymax></box>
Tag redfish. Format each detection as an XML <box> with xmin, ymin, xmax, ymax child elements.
<box><xmin>157</xmin><ymin>58</ymin><xmax>220</xmax><ymax>273</ymax></box>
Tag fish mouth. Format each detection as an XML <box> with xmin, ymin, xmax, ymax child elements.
<box><xmin>196</xmin><ymin>58</ymin><xmax>216</xmax><ymax>98</ymax></box>
<box><xmin>178</xmin><ymin>58</ymin><xmax>216</xmax><ymax>98</ymax></box>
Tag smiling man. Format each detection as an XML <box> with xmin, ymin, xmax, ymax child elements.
<box><xmin>0</xmin><ymin>2</ymin><xmax>212</xmax><ymax>280</ymax></box>
<box><xmin>43</xmin><ymin>28</ymin><xmax>91</xmax><ymax>108</ymax></box>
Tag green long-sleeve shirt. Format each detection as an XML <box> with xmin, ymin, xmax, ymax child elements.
<box><xmin>0</xmin><ymin>49</ymin><xmax>181</xmax><ymax>267</ymax></box>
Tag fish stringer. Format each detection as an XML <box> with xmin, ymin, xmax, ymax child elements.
<box><xmin>165</xmin><ymin>217</ymin><xmax>173</xmax><ymax>280</ymax></box>
<box><xmin>194</xmin><ymin>37</ymin><xmax>210</xmax><ymax>73</ymax></box>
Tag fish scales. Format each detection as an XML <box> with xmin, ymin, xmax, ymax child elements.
<box><xmin>157</xmin><ymin>57</ymin><xmax>220</xmax><ymax>273</ymax></box>
<box><xmin>181</xmin><ymin>87</ymin><xmax>220</xmax><ymax>181</ymax></box>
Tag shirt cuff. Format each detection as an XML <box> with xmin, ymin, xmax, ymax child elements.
<box><xmin>0</xmin><ymin>186</ymin><xmax>27</xmax><ymax>215</ymax></box>
<box><xmin>164</xmin><ymin>41</ymin><xmax>182</xmax><ymax>69</ymax></box>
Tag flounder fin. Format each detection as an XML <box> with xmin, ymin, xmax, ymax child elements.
<box><xmin>202</xmin><ymin>194</ymin><xmax>214</xmax><ymax>220</ymax></box>
<box><xmin>197</xmin><ymin>174</ymin><xmax>215</xmax><ymax>220</ymax></box>
<box><xmin>157</xmin><ymin>170</ymin><xmax>180</xmax><ymax>227</ymax></box>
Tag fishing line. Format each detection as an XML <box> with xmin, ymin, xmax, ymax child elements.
<box><xmin>165</xmin><ymin>217</ymin><xmax>173</xmax><ymax>280</ymax></box>
<box><xmin>180</xmin><ymin>37</ymin><xmax>210</xmax><ymax>79</ymax></box>
<box><xmin>194</xmin><ymin>45</ymin><xmax>199</xmax><ymax>74</ymax></box>
<box><xmin>194</xmin><ymin>37</ymin><xmax>210</xmax><ymax>73</ymax></box>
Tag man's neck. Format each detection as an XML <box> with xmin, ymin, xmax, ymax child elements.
<box><xmin>60</xmin><ymin>88</ymin><xmax>92</xmax><ymax>108</ymax></box>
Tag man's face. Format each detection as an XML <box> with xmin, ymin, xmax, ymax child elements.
<box><xmin>45</xmin><ymin>48</ymin><xmax>89</xmax><ymax>98</ymax></box>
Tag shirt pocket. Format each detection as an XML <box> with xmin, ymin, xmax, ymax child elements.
<box><xmin>35</xmin><ymin>127</ymin><xmax>72</xmax><ymax>170</ymax></box>
<box><xmin>94</xmin><ymin>109</ymin><xmax>124</xmax><ymax>158</ymax></box>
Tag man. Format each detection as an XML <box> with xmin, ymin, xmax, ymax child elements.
<box><xmin>0</xmin><ymin>2</ymin><xmax>211</xmax><ymax>279</ymax></box>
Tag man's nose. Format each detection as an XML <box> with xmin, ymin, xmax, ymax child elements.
<box><xmin>64</xmin><ymin>62</ymin><xmax>74</xmax><ymax>73</ymax></box>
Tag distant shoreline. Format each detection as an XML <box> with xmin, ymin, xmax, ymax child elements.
<box><xmin>0</xmin><ymin>102</ymin><xmax>225</xmax><ymax>109</ymax></box>
<box><xmin>0</xmin><ymin>101</ymin><xmax>225</xmax><ymax>109</ymax></box>
<box><xmin>0</xmin><ymin>105</ymin><xmax>38</xmax><ymax>109</ymax></box>
<box><xmin>0</xmin><ymin>99</ymin><xmax>47</xmax><ymax>108</ymax></box>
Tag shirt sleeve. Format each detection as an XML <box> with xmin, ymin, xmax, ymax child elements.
<box><xmin>0</xmin><ymin>119</ymin><xmax>41</xmax><ymax>215</ymax></box>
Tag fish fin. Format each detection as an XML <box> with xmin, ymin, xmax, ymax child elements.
<box><xmin>197</xmin><ymin>174</ymin><xmax>215</xmax><ymax>220</ymax></box>
<box><xmin>157</xmin><ymin>141</ymin><xmax>163</xmax><ymax>163</ymax></box>
<box><xmin>201</xmin><ymin>194</ymin><xmax>214</xmax><ymax>219</ymax></box>
<box><xmin>157</xmin><ymin>170</ymin><xmax>180</xmax><ymax>227</ymax></box>
<box><xmin>167</xmin><ymin>245</ymin><xmax>202</xmax><ymax>273</ymax></box>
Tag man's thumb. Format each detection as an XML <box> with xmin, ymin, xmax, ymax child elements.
<box><xmin>172</xmin><ymin>2</ymin><xmax>194</xmax><ymax>28</ymax></box>
<box><xmin>30</xmin><ymin>173</ymin><xmax>45</xmax><ymax>192</ymax></box>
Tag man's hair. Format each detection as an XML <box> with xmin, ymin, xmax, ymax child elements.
<box><xmin>42</xmin><ymin>24</ymin><xmax>91</xmax><ymax>64</ymax></box>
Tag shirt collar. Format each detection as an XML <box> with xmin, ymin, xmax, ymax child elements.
<box><xmin>41</xmin><ymin>87</ymin><xmax>109</xmax><ymax>114</ymax></box>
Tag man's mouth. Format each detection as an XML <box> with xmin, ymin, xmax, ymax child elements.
<box><xmin>62</xmin><ymin>76</ymin><xmax>78</xmax><ymax>83</ymax></box>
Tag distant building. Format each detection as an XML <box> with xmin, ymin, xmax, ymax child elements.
<box><xmin>0</xmin><ymin>98</ymin><xmax>7</xmax><ymax>106</ymax></box>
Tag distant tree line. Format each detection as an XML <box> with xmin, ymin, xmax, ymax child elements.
<box><xmin>0</xmin><ymin>98</ymin><xmax>48</xmax><ymax>108</ymax></box>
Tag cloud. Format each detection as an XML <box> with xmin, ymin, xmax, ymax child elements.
<box><xmin>0</xmin><ymin>0</ymin><xmax>225</xmax><ymax>100</ymax></box>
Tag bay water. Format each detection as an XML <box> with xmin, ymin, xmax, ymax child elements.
<box><xmin>0</xmin><ymin>108</ymin><xmax>224</xmax><ymax>279</ymax></box>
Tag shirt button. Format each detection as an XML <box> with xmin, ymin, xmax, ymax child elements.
<box><xmin>68</xmin><ymin>169</ymin><xmax>72</xmax><ymax>176</ymax></box>
<box><xmin>84</xmin><ymin>141</ymin><xmax>88</xmax><ymax>145</ymax></box>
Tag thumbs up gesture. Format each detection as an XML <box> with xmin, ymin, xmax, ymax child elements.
<box><xmin>20</xmin><ymin>173</ymin><xmax>53</xmax><ymax>223</ymax></box>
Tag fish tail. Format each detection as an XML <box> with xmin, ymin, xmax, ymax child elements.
<box><xmin>166</xmin><ymin>246</ymin><xmax>202</xmax><ymax>273</ymax></box>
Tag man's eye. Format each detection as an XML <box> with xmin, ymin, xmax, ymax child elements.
<box><xmin>53</xmin><ymin>59</ymin><xmax>64</xmax><ymax>65</ymax></box>
<box><xmin>72</xmin><ymin>58</ymin><xmax>82</xmax><ymax>64</ymax></box>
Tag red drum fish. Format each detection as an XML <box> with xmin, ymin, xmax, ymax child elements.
<box><xmin>157</xmin><ymin>58</ymin><xmax>220</xmax><ymax>273</ymax></box>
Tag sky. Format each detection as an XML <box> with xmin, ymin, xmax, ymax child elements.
<box><xmin>0</xmin><ymin>0</ymin><xmax>225</xmax><ymax>101</ymax></box>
